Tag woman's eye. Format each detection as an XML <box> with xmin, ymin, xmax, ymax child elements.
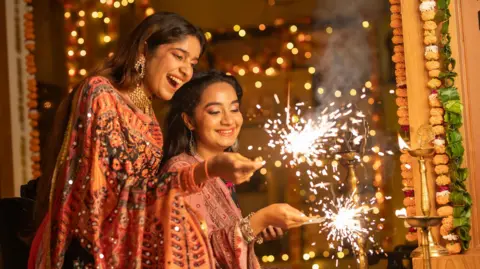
<box><xmin>207</xmin><ymin>111</ymin><xmax>220</xmax><ymax>115</ymax></box>
<box><xmin>231</xmin><ymin>108</ymin><xmax>240</xmax><ymax>112</ymax></box>
<box><xmin>173</xmin><ymin>54</ymin><xmax>183</xmax><ymax>60</ymax></box>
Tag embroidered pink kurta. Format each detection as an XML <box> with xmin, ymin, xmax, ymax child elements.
<box><xmin>162</xmin><ymin>153</ymin><xmax>261</xmax><ymax>269</ymax></box>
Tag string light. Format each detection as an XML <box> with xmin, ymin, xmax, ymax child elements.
<box><xmin>276</xmin><ymin>57</ymin><xmax>284</xmax><ymax>64</ymax></box>
<box><xmin>326</xmin><ymin>26</ymin><xmax>333</xmax><ymax>34</ymax></box>
<box><xmin>103</xmin><ymin>35</ymin><xmax>112</xmax><ymax>43</ymax></box>
<box><xmin>252</xmin><ymin>66</ymin><xmax>260</xmax><ymax>73</ymax></box>
<box><xmin>104</xmin><ymin>17</ymin><xmax>110</xmax><ymax>24</ymax></box>
<box><xmin>317</xmin><ymin>87</ymin><xmax>324</xmax><ymax>94</ymax></box>
<box><xmin>233</xmin><ymin>25</ymin><xmax>241</xmax><ymax>32</ymax></box>
<box><xmin>365</xmin><ymin>81</ymin><xmax>372</xmax><ymax>88</ymax></box>
<box><xmin>304</xmin><ymin>82</ymin><xmax>312</xmax><ymax>90</ymax></box>
<box><xmin>308</xmin><ymin>67</ymin><xmax>315</xmax><ymax>74</ymax></box>
<box><xmin>238</xmin><ymin>29</ymin><xmax>246</xmax><ymax>37</ymax></box>
<box><xmin>238</xmin><ymin>69</ymin><xmax>246</xmax><ymax>76</ymax></box>
<box><xmin>289</xmin><ymin>25</ymin><xmax>298</xmax><ymax>33</ymax></box>
<box><xmin>255</xmin><ymin>81</ymin><xmax>262</xmax><ymax>88</ymax></box>
<box><xmin>362</xmin><ymin>21</ymin><xmax>370</xmax><ymax>28</ymax></box>
<box><xmin>334</xmin><ymin>90</ymin><xmax>342</xmax><ymax>97</ymax></box>
<box><xmin>286</xmin><ymin>42</ymin><xmax>294</xmax><ymax>49</ymax></box>
<box><xmin>259</xmin><ymin>24</ymin><xmax>266</xmax><ymax>31</ymax></box>
<box><xmin>205</xmin><ymin>32</ymin><xmax>212</xmax><ymax>41</ymax></box>
<box><xmin>305</xmin><ymin>52</ymin><xmax>312</xmax><ymax>59</ymax></box>
<box><xmin>265</xmin><ymin>67</ymin><xmax>275</xmax><ymax>76</ymax></box>
<box><xmin>242</xmin><ymin>54</ymin><xmax>250</xmax><ymax>62</ymax></box>
<box><xmin>145</xmin><ymin>7</ymin><xmax>154</xmax><ymax>16</ymax></box>
<box><xmin>350</xmin><ymin>89</ymin><xmax>357</xmax><ymax>96</ymax></box>
<box><xmin>281</xmin><ymin>254</ymin><xmax>289</xmax><ymax>261</ymax></box>
<box><xmin>64</xmin><ymin>12</ymin><xmax>71</xmax><ymax>18</ymax></box>
<box><xmin>113</xmin><ymin>1</ymin><xmax>121</xmax><ymax>8</ymax></box>
<box><xmin>291</xmin><ymin>48</ymin><xmax>299</xmax><ymax>55</ymax></box>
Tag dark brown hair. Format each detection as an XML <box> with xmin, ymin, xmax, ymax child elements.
<box><xmin>93</xmin><ymin>12</ymin><xmax>206</xmax><ymax>90</ymax></box>
<box><xmin>35</xmin><ymin>12</ymin><xmax>206</xmax><ymax>227</ymax></box>
<box><xmin>162</xmin><ymin>70</ymin><xmax>243</xmax><ymax>165</ymax></box>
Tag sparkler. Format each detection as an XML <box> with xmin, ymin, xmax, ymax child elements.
<box><xmin>318</xmin><ymin>191</ymin><xmax>376</xmax><ymax>251</ymax></box>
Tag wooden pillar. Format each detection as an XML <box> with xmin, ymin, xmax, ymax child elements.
<box><xmin>0</xmin><ymin>0</ymin><xmax>15</xmax><ymax>198</ymax></box>
<box><xmin>413</xmin><ymin>0</ymin><xmax>480</xmax><ymax>267</ymax></box>
<box><xmin>400</xmin><ymin>0</ymin><xmax>438</xmax><ymax>229</ymax></box>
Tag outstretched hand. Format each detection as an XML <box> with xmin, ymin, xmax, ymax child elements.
<box><xmin>208</xmin><ymin>153</ymin><xmax>264</xmax><ymax>185</ymax></box>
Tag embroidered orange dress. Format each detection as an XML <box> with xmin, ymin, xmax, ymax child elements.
<box><xmin>162</xmin><ymin>153</ymin><xmax>261</xmax><ymax>269</ymax></box>
<box><xmin>29</xmin><ymin>76</ymin><xmax>214</xmax><ymax>269</ymax></box>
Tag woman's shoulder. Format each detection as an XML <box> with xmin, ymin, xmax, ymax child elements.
<box><xmin>77</xmin><ymin>76</ymin><xmax>123</xmax><ymax>109</ymax></box>
<box><xmin>161</xmin><ymin>153</ymin><xmax>198</xmax><ymax>172</ymax></box>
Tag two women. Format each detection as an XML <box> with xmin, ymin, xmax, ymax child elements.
<box><xmin>30</xmin><ymin>12</ymin><xmax>307</xmax><ymax>269</ymax></box>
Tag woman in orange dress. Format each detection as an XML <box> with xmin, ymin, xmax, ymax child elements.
<box><xmin>29</xmin><ymin>13</ymin><xmax>264</xmax><ymax>269</ymax></box>
<box><xmin>161</xmin><ymin>70</ymin><xmax>310</xmax><ymax>268</ymax></box>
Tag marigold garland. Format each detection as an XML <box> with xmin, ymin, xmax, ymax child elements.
<box><xmin>24</xmin><ymin>0</ymin><xmax>41</xmax><ymax>179</ymax></box>
<box><xmin>389</xmin><ymin>0</ymin><xmax>417</xmax><ymax>242</ymax></box>
<box><xmin>434</xmin><ymin>0</ymin><xmax>471</xmax><ymax>254</ymax></box>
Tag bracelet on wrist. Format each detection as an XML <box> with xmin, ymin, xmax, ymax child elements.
<box><xmin>239</xmin><ymin>212</ymin><xmax>263</xmax><ymax>245</ymax></box>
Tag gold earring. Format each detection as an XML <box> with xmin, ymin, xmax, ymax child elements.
<box><xmin>128</xmin><ymin>55</ymin><xmax>152</xmax><ymax>115</ymax></box>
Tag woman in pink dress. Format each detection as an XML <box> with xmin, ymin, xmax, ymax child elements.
<box><xmin>161</xmin><ymin>70</ymin><xmax>310</xmax><ymax>268</ymax></box>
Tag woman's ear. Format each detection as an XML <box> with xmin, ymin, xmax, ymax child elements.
<box><xmin>181</xmin><ymin>112</ymin><xmax>195</xmax><ymax>131</ymax></box>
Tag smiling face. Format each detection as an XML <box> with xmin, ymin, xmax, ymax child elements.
<box><xmin>143</xmin><ymin>35</ymin><xmax>201</xmax><ymax>101</ymax></box>
<box><xmin>185</xmin><ymin>82</ymin><xmax>243</xmax><ymax>155</ymax></box>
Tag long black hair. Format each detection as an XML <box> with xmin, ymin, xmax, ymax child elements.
<box><xmin>162</xmin><ymin>70</ymin><xmax>243</xmax><ymax>164</ymax></box>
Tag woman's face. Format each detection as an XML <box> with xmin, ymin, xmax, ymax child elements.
<box><xmin>190</xmin><ymin>82</ymin><xmax>243</xmax><ymax>153</ymax></box>
<box><xmin>144</xmin><ymin>35</ymin><xmax>201</xmax><ymax>101</ymax></box>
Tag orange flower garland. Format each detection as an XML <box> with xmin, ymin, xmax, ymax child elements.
<box><xmin>418</xmin><ymin>0</ymin><xmax>460</xmax><ymax>254</ymax></box>
<box><xmin>24</xmin><ymin>0</ymin><xmax>41</xmax><ymax>179</ymax></box>
<box><xmin>389</xmin><ymin>0</ymin><xmax>417</xmax><ymax>242</ymax></box>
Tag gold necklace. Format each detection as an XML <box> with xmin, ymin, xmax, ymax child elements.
<box><xmin>128</xmin><ymin>86</ymin><xmax>153</xmax><ymax>115</ymax></box>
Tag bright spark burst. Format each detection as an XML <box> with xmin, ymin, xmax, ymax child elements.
<box><xmin>320</xmin><ymin>192</ymin><xmax>371</xmax><ymax>248</ymax></box>
<box><xmin>264</xmin><ymin>102</ymin><xmax>369</xmax><ymax>167</ymax></box>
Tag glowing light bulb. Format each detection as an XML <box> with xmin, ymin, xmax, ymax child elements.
<box><xmin>276</xmin><ymin>57</ymin><xmax>284</xmax><ymax>64</ymax></box>
<box><xmin>103</xmin><ymin>35</ymin><xmax>111</xmax><ymax>43</ymax></box>
<box><xmin>362</xmin><ymin>21</ymin><xmax>370</xmax><ymax>28</ymax></box>
<box><xmin>145</xmin><ymin>7</ymin><xmax>154</xmax><ymax>16</ymax></box>
<box><xmin>233</xmin><ymin>25</ymin><xmax>241</xmax><ymax>32</ymax></box>
<box><xmin>242</xmin><ymin>55</ymin><xmax>250</xmax><ymax>62</ymax></box>
<box><xmin>308</xmin><ymin>67</ymin><xmax>315</xmax><ymax>74</ymax></box>
<box><xmin>255</xmin><ymin>81</ymin><xmax>262</xmax><ymax>88</ymax></box>
<box><xmin>289</xmin><ymin>25</ymin><xmax>298</xmax><ymax>33</ymax></box>
<box><xmin>326</xmin><ymin>26</ymin><xmax>333</xmax><ymax>34</ymax></box>
<box><xmin>239</xmin><ymin>29</ymin><xmax>246</xmax><ymax>37</ymax></box>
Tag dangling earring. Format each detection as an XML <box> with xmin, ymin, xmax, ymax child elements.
<box><xmin>134</xmin><ymin>54</ymin><xmax>146</xmax><ymax>80</ymax></box>
<box><xmin>129</xmin><ymin>54</ymin><xmax>152</xmax><ymax>115</ymax></box>
<box><xmin>230</xmin><ymin>139</ymin><xmax>239</xmax><ymax>152</ymax></box>
<box><xmin>188</xmin><ymin>129</ymin><xmax>196</xmax><ymax>155</ymax></box>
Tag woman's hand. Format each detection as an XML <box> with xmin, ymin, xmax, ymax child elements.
<box><xmin>249</xmin><ymin>203</ymin><xmax>310</xmax><ymax>235</ymax></box>
<box><xmin>261</xmin><ymin>226</ymin><xmax>284</xmax><ymax>241</ymax></box>
<box><xmin>207</xmin><ymin>152</ymin><xmax>263</xmax><ymax>185</ymax></box>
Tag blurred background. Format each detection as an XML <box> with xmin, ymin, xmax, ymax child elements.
<box><xmin>1</xmin><ymin>0</ymin><xmax>415</xmax><ymax>268</ymax></box>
